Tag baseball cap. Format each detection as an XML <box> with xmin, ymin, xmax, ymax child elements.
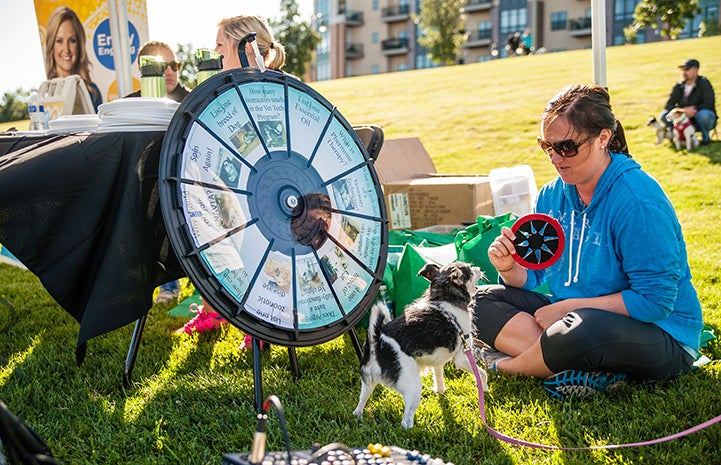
<box><xmin>679</xmin><ymin>59</ymin><xmax>700</xmax><ymax>69</ymax></box>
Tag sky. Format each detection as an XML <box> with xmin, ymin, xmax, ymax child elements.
<box><xmin>0</xmin><ymin>0</ymin><xmax>313</xmax><ymax>96</ymax></box>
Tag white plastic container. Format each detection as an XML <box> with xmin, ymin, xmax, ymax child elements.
<box><xmin>489</xmin><ymin>164</ymin><xmax>538</xmax><ymax>216</ymax></box>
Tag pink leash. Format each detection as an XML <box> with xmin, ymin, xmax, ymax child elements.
<box><xmin>463</xmin><ymin>348</ymin><xmax>721</xmax><ymax>450</ymax></box>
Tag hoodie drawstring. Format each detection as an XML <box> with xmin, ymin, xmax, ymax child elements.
<box><xmin>564</xmin><ymin>211</ymin><xmax>575</xmax><ymax>286</ymax></box>
<box><xmin>564</xmin><ymin>211</ymin><xmax>587</xmax><ymax>287</ymax></box>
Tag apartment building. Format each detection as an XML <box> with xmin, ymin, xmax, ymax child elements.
<box><xmin>310</xmin><ymin>0</ymin><xmax>720</xmax><ymax>81</ymax></box>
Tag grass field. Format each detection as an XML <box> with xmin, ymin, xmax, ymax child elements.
<box><xmin>1</xmin><ymin>36</ymin><xmax>721</xmax><ymax>464</ymax></box>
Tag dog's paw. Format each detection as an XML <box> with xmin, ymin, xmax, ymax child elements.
<box><xmin>352</xmin><ymin>407</ymin><xmax>364</xmax><ymax>420</ymax></box>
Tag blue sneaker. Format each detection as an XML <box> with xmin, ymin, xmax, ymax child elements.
<box><xmin>543</xmin><ymin>370</ymin><xmax>628</xmax><ymax>400</ymax></box>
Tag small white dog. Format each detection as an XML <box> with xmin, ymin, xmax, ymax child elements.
<box><xmin>646</xmin><ymin>116</ymin><xmax>673</xmax><ymax>145</ymax></box>
<box><xmin>666</xmin><ymin>108</ymin><xmax>699</xmax><ymax>151</ymax></box>
<box><xmin>353</xmin><ymin>262</ymin><xmax>488</xmax><ymax>429</ymax></box>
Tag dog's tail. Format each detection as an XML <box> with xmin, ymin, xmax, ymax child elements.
<box><xmin>361</xmin><ymin>302</ymin><xmax>391</xmax><ymax>364</ymax></box>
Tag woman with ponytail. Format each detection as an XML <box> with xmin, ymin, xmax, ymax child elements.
<box><xmin>215</xmin><ymin>15</ymin><xmax>286</xmax><ymax>72</ymax></box>
<box><xmin>472</xmin><ymin>84</ymin><xmax>703</xmax><ymax>400</ymax></box>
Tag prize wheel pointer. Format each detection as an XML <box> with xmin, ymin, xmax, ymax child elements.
<box><xmin>158</xmin><ymin>68</ymin><xmax>388</xmax><ymax>347</ymax></box>
<box><xmin>510</xmin><ymin>213</ymin><xmax>565</xmax><ymax>270</ymax></box>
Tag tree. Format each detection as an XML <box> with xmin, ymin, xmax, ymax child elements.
<box><xmin>270</xmin><ymin>0</ymin><xmax>321</xmax><ymax>80</ymax></box>
<box><xmin>416</xmin><ymin>0</ymin><xmax>467</xmax><ymax>65</ymax></box>
<box><xmin>174</xmin><ymin>43</ymin><xmax>198</xmax><ymax>90</ymax></box>
<box><xmin>0</xmin><ymin>89</ymin><xmax>30</xmax><ymax>124</ymax></box>
<box><xmin>625</xmin><ymin>0</ymin><xmax>701</xmax><ymax>41</ymax></box>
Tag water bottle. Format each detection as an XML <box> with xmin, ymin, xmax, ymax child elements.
<box><xmin>195</xmin><ymin>48</ymin><xmax>223</xmax><ymax>85</ymax></box>
<box><xmin>27</xmin><ymin>90</ymin><xmax>45</xmax><ymax>131</ymax></box>
<box><xmin>139</xmin><ymin>55</ymin><xmax>167</xmax><ymax>98</ymax></box>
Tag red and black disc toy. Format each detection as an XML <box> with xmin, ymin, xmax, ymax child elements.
<box><xmin>510</xmin><ymin>213</ymin><xmax>565</xmax><ymax>270</ymax></box>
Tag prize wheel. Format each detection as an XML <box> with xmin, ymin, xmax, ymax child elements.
<box><xmin>159</xmin><ymin>68</ymin><xmax>388</xmax><ymax>347</ymax></box>
<box><xmin>511</xmin><ymin>213</ymin><xmax>565</xmax><ymax>270</ymax></box>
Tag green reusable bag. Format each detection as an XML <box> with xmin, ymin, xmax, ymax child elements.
<box><xmin>454</xmin><ymin>213</ymin><xmax>518</xmax><ymax>284</ymax></box>
<box><xmin>358</xmin><ymin>229</ymin><xmax>457</xmax><ymax>328</ymax></box>
<box><xmin>388</xmin><ymin>229</ymin><xmax>457</xmax><ymax>247</ymax></box>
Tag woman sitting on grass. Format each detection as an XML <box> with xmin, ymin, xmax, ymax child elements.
<box><xmin>473</xmin><ymin>84</ymin><xmax>704</xmax><ymax>400</ymax></box>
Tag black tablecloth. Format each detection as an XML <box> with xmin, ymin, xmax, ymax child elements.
<box><xmin>0</xmin><ymin>131</ymin><xmax>184</xmax><ymax>364</ymax></box>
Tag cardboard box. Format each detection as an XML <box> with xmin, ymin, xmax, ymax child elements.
<box><xmin>374</xmin><ymin>137</ymin><xmax>494</xmax><ymax>230</ymax></box>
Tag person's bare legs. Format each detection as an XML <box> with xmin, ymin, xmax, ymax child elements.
<box><xmin>492</xmin><ymin>312</ymin><xmax>553</xmax><ymax>378</ymax></box>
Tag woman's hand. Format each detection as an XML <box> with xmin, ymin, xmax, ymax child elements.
<box><xmin>534</xmin><ymin>300</ymin><xmax>575</xmax><ymax>330</ymax></box>
<box><xmin>488</xmin><ymin>226</ymin><xmax>517</xmax><ymax>273</ymax></box>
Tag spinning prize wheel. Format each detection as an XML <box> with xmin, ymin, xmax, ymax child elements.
<box><xmin>159</xmin><ymin>68</ymin><xmax>388</xmax><ymax>347</ymax></box>
<box><xmin>511</xmin><ymin>214</ymin><xmax>565</xmax><ymax>270</ymax></box>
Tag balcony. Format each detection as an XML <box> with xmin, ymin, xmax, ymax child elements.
<box><xmin>346</xmin><ymin>43</ymin><xmax>364</xmax><ymax>59</ymax></box>
<box><xmin>568</xmin><ymin>17</ymin><xmax>592</xmax><ymax>37</ymax></box>
<box><xmin>381</xmin><ymin>37</ymin><xmax>409</xmax><ymax>55</ymax></box>
<box><xmin>382</xmin><ymin>4</ymin><xmax>411</xmax><ymax>22</ymax></box>
<box><xmin>345</xmin><ymin>10</ymin><xmax>364</xmax><ymax>27</ymax></box>
<box><xmin>463</xmin><ymin>0</ymin><xmax>494</xmax><ymax>12</ymax></box>
<box><xmin>464</xmin><ymin>29</ymin><xmax>492</xmax><ymax>47</ymax></box>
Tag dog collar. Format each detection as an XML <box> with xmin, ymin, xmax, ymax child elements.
<box><xmin>439</xmin><ymin>309</ymin><xmax>471</xmax><ymax>350</ymax></box>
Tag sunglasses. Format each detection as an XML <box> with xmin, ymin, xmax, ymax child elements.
<box><xmin>165</xmin><ymin>61</ymin><xmax>181</xmax><ymax>71</ymax></box>
<box><xmin>537</xmin><ymin>134</ymin><xmax>595</xmax><ymax>158</ymax></box>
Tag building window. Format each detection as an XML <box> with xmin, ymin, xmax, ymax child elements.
<box><xmin>478</xmin><ymin>20</ymin><xmax>491</xmax><ymax>39</ymax></box>
<box><xmin>499</xmin><ymin>4</ymin><xmax>528</xmax><ymax>37</ymax></box>
<box><xmin>614</xmin><ymin>0</ymin><xmax>637</xmax><ymax>21</ymax></box>
<box><xmin>398</xmin><ymin>63</ymin><xmax>408</xmax><ymax>71</ymax></box>
<box><xmin>372</xmin><ymin>32</ymin><xmax>379</xmax><ymax>43</ymax></box>
<box><xmin>416</xmin><ymin>53</ymin><xmax>433</xmax><ymax>70</ymax></box>
<box><xmin>551</xmin><ymin>12</ymin><xmax>567</xmax><ymax>31</ymax></box>
<box><xmin>613</xmin><ymin>0</ymin><xmax>640</xmax><ymax>45</ymax></box>
<box><xmin>371</xmin><ymin>65</ymin><xmax>379</xmax><ymax>74</ymax></box>
<box><xmin>372</xmin><ymin>0</ymin><xmax>379</xmax><ymax>10</ymax></box>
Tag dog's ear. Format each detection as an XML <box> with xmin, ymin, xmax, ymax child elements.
<box><xmin>417</xmin><ymin>263</ymin><xmax>440</xmax><ymax>281</ymax></box>
<box><xmin>646</xmin><ymin>116</ymin><xmax>656</xmax><ymax>126</ymax></box>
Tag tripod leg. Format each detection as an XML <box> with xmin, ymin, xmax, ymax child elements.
<box><xmin>349</xmin><ymin>327</ymin><xmax>363</xmax><ymax>361</ymax></box>
<box><xmin>252</xmin><ymin>337</ymin><xmax>263</xmax><ymax>413</ymax></box>
<box><xmin>123</xmin><ymin>314</ymin><xmax>148</xmax><ymax>388</ymax></box>
<box><xmin>287</xmin><ymin>346</ymin><xmax>300</xmax><ymax>380</ymax></box>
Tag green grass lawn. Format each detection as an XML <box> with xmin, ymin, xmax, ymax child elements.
<box><xmin>0</xmin><ymin>120</ymin><xmax>28</xmax><ymax>132</ymax></box>
<box><xmin>2</xmin><ymin>36</ymin><xmax>721</xmax><ymax>464</ymax></box>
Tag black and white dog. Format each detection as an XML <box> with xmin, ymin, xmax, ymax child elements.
<box><xmin>646</xmin><ymin>116</ymin><xmax>673</xmax><ymax>145</ymax></box>
<box><xmin>353</xmin><ymin>262</ymin><xmax>488</xmax><ymax>429</ymax></box>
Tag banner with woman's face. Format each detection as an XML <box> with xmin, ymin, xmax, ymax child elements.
<box><xmin>33</xmin><ymin>0</ymin><xmax>149</xmax><ymax>103</ymax></box>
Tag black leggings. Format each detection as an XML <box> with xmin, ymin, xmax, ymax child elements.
<box><xmin>472</xmin><ymin>285</ymin><xmax>694</xmax><ymax>381</ymax></box>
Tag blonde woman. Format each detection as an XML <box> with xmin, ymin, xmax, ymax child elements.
<box><xmin>44</xmin><ymin>6</ymin><xmax>102</xmax><ymax>111</ymax></box>
<box><xmin>215</xmin><ymin>15</ymin><xmax>286</xmax><ymax>71</ymax></box>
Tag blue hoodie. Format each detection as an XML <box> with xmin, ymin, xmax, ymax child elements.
<box><xmin>524</xmin><ymin>152</ymin><xmax>703</xmax><ymax>352</ymax></box>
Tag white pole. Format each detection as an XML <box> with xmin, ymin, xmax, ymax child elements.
<box><xmin>591</xmin><ymin>0</ymin><xmax>607</xmax><ymax>87</ymax></box>
<box><xmin>108</xmin><ymin>0</ymin><xmax>133</xmax><ymax>98</ymax></box>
